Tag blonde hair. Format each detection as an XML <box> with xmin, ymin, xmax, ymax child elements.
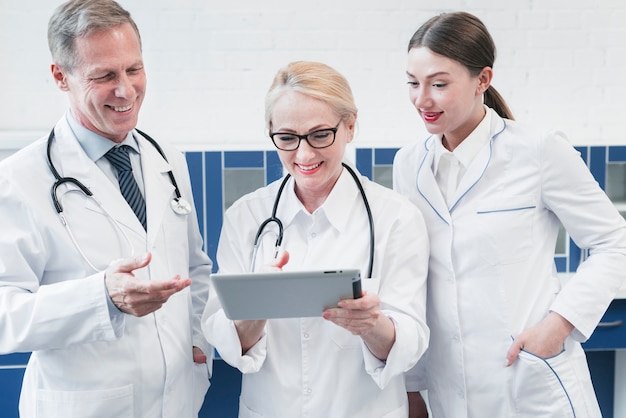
<box><xmin>265</xmin><ymin>61</ymin><xmax>358</xmax><ymax>130</ymax></box>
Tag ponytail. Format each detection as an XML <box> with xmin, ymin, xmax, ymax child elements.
<box><xmin>485</xmin><ymin>86</ymin><xmax>514</xmax><ymax>120</ymax></box>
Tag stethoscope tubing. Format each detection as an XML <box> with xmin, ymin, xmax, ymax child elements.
<box><xmin>343</xmin><ymin>162</ymin><xmax>375</xmax><ymax>279</ymax></box>
<box><xmin>47</xmin><ymin>128</ymin><xmax>188</xmax><ymax>215</ymax></box>
<box><xmin>46</xmin><ymin>127</ymin><xmax>190</xmax><ymax>271</ymax></box>
<box><xmin>252</xmin><ymin>162</ymin><xmax>375</xmax><ymax>278</ymax></box>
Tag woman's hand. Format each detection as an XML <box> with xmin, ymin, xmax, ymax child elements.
<box><xmin>234</xmin><ymin>251</ymin><xmax>291</xmax><ymax>353</ymax></box>
<box><xmin>323</xmin><ymin>291</ymin><xmax>396</xmax><ymax>360</ymax></box>
<box><xmin>261</xmin><ymin>251</ymin><xmax>289</xmax><ymax>272</ymax></box>
<box><xmin>505</xmin><ymin>312</ymin><xmax>574</xmax><ymax>366</ymax></box>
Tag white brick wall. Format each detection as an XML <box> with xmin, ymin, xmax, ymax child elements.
<box><xmin>1</xmin><ymin>0</ymin><xmax>625</xmax><ymax>153</ymax></box>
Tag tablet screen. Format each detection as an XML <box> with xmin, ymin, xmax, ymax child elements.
<box><xmin>212</xmin><ymin>269</ymin><xmax>362</xmax><ymax>320</ymax></box>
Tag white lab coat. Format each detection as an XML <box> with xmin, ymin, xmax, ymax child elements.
<box><xmin>203</xmin><ymin>167</ymin><xmax>429</xmax><ymax>417</ymax></box>
<box><xmin>393</xmin><ymin>108</ymin><xmax>626</xmax><ymax>418</ymax></box>
<box><xmin>0</xmin><ymin>115</ymin><xmax>212</xmax><ymax>418</ymax></box>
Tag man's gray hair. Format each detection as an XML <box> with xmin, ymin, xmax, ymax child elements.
<box><xmin>48</xmin><ymin>0</ymin><xmax>141</xmax><ymax>72</ymax></box>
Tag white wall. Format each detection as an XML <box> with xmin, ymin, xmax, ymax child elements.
<box><xmin>1</xmin><ymin>0</ymin><xmax>625</xmax><ymax>154</ymax></box>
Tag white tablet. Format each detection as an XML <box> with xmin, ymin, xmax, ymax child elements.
<box><xmin>212</xmin><ymin>269</ymin><xmax>362</xmax><ymax>320</ymax></box>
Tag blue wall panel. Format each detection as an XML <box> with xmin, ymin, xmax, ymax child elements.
<box><xmin>186</xmin><ymin>152</ymin><xmax>205</xmax><ymax>251</ymax></box>
<box><xmin>356</xmin><ymin>148</ymin><xmax>372</xmax><ymax>180</ymax></box>
<box><xmin>374</xmin><ymin>148</ymin><xmax>399</xmax><ymax>165</ymax></box>
<box><xmin>266</xmin><ymin>151</ymin><xmax>283</xmax><ymax>184</ymax></box>
<box><xmin>0</xmin><ymin>368</ymin><xmax>25</xmax><ymax>417</ymax></box>
<box><xmin>590</xmin><ymin>146</ymin><xmax>606</xmax><ymax>189</ymax></box>
<box><xmin>205</xmin><ymin>151</ymin><xmax>222</xmax><ymax>273</ymax></box>
<box><xmin>224</xmin><ymin>151</ymin><xmax>265</xmax><ymax>168</ymax></box>
<box><xmin>608</xmin><ymin>146</ymin><xmax>626</xmax><ymax>162</ymax></box>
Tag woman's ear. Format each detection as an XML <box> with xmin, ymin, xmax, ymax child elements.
<box><xmin>345</xmin><ymin>113</ymin><xmax>357</xmax><ymax>143</ymax></box>
<box><xmin>476</xmin><ymin>66</ymin><xmax>493</xmax><ymax>95</ymax></box>
<box><xmin>51</xmin><ymin>64</ymin><xmax>70</xmax><ymax>91</ymax></box>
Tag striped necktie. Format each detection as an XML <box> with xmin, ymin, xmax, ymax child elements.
<box><xmin>104</xmin><ymin>145</ymin><xmax>147</xmax><ymax>230</ymax></box>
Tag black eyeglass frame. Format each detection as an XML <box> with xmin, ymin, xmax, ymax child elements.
<box><xmin>269</xmin><ymin>119</ymin><xmax>342</xmax><ymax>151</ymax></box>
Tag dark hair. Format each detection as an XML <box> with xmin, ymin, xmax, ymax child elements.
<box><xmin>48</xmin><ymin>0</ymin><xmax>141</xmax><ymax>72</ymax></box>
<box><xmin>408</xmin><ymin>11</ymin><xmax>514</xmax><ymax>120</ymax></box>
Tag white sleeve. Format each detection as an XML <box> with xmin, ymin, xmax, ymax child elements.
<box><xmin>541</xmin><ymin>131</ymin><xmax>626</xmax><ymax>340</ymax></box>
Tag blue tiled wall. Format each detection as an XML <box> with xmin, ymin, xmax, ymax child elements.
<box><xmin>186</xmin><ymin>146</ymin><xmax>620</xmax><ymax>275</ymax></box>
<box><xmin>185</xmin><ymin>151</ymin><xmax>282</xmax><ymax>273</ymax></box>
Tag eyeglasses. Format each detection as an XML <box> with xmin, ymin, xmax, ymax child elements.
<box><xmin>269</xmin><ymin>119</ymin><xmax>342</xmax><ymax>151</ymax></box>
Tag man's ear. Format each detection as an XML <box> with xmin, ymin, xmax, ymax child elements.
<box><xmin>51</xmin><ymin>64</ymin><xmax>70</xmax><ymax>91</ymax></box>
<box><xmin>476</xmin><ymin>66</ymin><xmax>493</xmax><ymax>96</ymax></box>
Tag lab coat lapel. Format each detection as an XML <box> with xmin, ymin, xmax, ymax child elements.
<box><xmin>448</xmin><ymin>141</ymin><xmax>492</xmax><ymax>212</ymax></box>
<box><xmin>448</xmin><ymin>113</ymin><xmax>506</xmax><ymax>211</ymax></box>
<box><xmin>416</xmin><ymin>137</ymin><xmax>451</xmax><ymax>224</ymax></box>
<box><xmin>51</xmin><ymin>120</ymin><xmax>95</xmax><ymax>183</ymax></box>
<box><xmin>53</xmin><ymin>120</ymin><xmax>147</xmax><ymax>239</ymax></box>
<box><xmin>137</xmin><ymin>135</ymin><xmax>175</xmax><ymax>250</ymax></box>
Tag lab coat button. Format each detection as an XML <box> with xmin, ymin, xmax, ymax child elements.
<box><xmin>304</xmin><ymin>387</ymin><xmax>312</xmax><ymax>395</ymax></box>
<box><xmin>311</xmin><ymin>232</ymin><xmax>316</xmax><ymax>238</ymax></box>
<box><xmin>303</xmin><ymin>332</ymin><xmax>310</xmax><ymax>339</ymax></box>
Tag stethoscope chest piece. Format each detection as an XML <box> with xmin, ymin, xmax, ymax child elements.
<box><xmin>171</xmin><ymin>197</ymin><xmax>192</xmax><ymax>215</ymax></box>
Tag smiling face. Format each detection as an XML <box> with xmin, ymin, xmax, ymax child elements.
<box><xmin>271</xmin><ymin>90</ymin><xmax>354</xmax><ymax>211</ymax></box>
<box><xmin>52</xmin><ymin>22</ymin><xmax>146</xmax><ymax>143</ymax></box>
<box><xmin>406</xmin><ymin>46</ymin><xmax>491</xmax><ymax>150</ymax></box>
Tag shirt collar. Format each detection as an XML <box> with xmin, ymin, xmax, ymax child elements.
<box><xmin>318</xmin><ymin>168</ymin><xmax>359</xmax><ymax>233</ymax></box>
<box><xmin>432</xmin><ymin>106</ymin><xmax>492</xmax><ymax>175</ymax></box>
<box><xmin>65</xmin><ymin>110</ymin><xmax>139</xmax><ymax>162</ymax></box>
<box><xmin>279</xmin><ymin>166</ymin><xmax>359</xmax><ymax>233</ymax></box>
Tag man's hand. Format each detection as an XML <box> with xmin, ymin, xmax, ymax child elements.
<box><xmin>193</xmin><ymin>346</ymin><xmax>207</xmax><ymax>364</ymax></box>
<box><xmin>105</xmin><ymin>252</ymin><xmax>191</xmax><ymax>317</ymax></box>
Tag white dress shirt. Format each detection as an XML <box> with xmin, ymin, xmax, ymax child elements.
<box><xmin>433</xmin><ymin>107</ymin><xmax>491</xmax><ymax>207</ymax></box>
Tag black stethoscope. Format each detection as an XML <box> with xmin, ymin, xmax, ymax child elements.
<box><xmin>252</xmin><ymin>162</ymin><xmax>375</xmax><ymax>278</ymax></box>
<box><xmin>46</xmin><ymin>127</ymin><xmax>191</xmax><ymax>271</ymax></box>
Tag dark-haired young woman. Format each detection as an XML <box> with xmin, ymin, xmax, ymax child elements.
<box><xmin>394</xmin><ymin>11</ymin><xmax>626</xmax><ymax>418</ymax></box>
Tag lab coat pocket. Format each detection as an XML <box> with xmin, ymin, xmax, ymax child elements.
<box><xmin>193</xmin><ymin>362</ymin><xmax>211</xmax><ymax>414</ymax></box>
<box><xmin>511</xmin><ymin>349</ymin><xmax>577</xmax><ymax>417</ymax></box>
<box><xmin>476</xmin><ymin>196</ymin><xmax>535</xmax><ymax>265</ymax></box>
<box><xmin>36</xmin><ymin>384</ymin><xmax>133</xmax><ymax>418</ymax></box>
